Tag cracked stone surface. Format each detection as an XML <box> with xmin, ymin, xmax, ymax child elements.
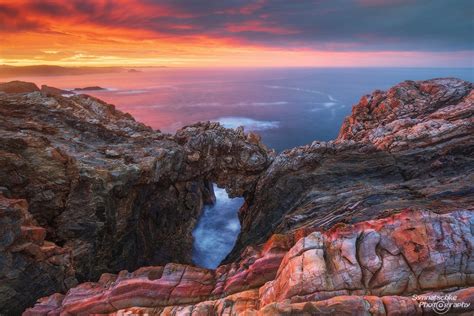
<box><xmin>0</xmin><ymin>78</ymin><xmax>472</xmax><ymax>314</ymax></box>
<box><xmin>0</xmin><ymin>83</ymin><xmax>273</xmax><ymax>312</ymax></box>
<box><xmin>227</xmin><ymin>78</ymin><xmax>473</xmax><ymax>261</ymax></box>
<box><xmin>23</xmin><ymin>210</ymin><xmax>474</xmax><ymax>315</ymax></box>
<box><xmin>259</xmin><ymin>210</ymin><xmax>473</xmax><ymax>306</ymax></box>
<box><xmin>0</xmin><ymin>195</ymin><xmax>76</xmax><ymax>315</ymax></box>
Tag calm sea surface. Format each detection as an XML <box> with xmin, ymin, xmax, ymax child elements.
<box><xmin>7</xmin><ymin>67</ymin><xmax>473</xmax><ymax>268</ymax></box>
<box><xmin>7</xmin><ymin>67</ymin><xmax>473</xmax><ymax>152</ymax></box>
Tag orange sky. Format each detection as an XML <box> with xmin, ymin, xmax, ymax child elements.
<box><xmin>0</xmin><ymin>0</ymin><xmax>472</xmax><ymax>67</ymax></box>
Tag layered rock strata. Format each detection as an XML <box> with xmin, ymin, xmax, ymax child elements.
<box><xmin>24</xmin><ymin>210</ymin><xmax>474</xmax><ymax>315</ymax></box>
<box><xmin>0</xmin><ymin>83</ymin><xmax>273</xmax><ymax>312</ymax></box>
<box><xmin>0</xmin><ymin>195</ymin><xmax>76</xmax><ymax>315</ymax></box>
<box><xmin>228</xmin><ymin>78</ymin><xmax>473</xmax><ymax>261</ymax></box>
<box><xmin>0</xmin><ymin>78</ymin><xmax>472</xmax><ymax>315</ymax></box>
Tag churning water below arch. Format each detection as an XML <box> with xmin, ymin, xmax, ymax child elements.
<box><xmin>192</xmin><ymin>185</ymin><xmax>244</xmax><ymax>269</ymax></box>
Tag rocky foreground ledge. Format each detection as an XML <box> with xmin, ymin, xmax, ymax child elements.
<box><xmin>0</xmin><ymin>78</ymin><xmax>472</xmax><ymax>315</ymax></box>
<box><xmin>24</xmin><ymin>210</ymin><xmax>474</xmax><ymax>315</ymax></box>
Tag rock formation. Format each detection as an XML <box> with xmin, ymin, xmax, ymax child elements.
<box><xmin>0</xmin><ymin>88</ymin><xmax>273</xmax><ymax>312</ymax></box>
<box><xmin>0</xmin><ymin>195</ymin><xmax>76</xmax><ymax>315</ymax></box>
<box><xmin>0</xmin><ymin>78</ymin><xmax>472</xmax><ymax>315</ymax></box>
<box><xmin>23</xmin><ymin>210</ymin><xmax>474</xmax><ymax>315</ymax></box>
<box><xmin>227</xmin><ymin>78</ymin><xmax>473</xmax><ymax>261</ymax></box>
<box><xmin>40</xmin><ymin>85</ymin><xmax>74</xmax><ymax>96</ymax></box>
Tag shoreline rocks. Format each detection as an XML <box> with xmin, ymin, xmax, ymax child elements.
<box><xmin>226</xmin><ymin>78</ymin><xmax>473</xmax><ymax>262</ymax></box>
<box><xmin>23</xmin><ymin>209</ymin><xmax>474</xmax><ymax>315</ymax></box>
<box><xmin>0</xmin><ymin>85</ymin><xmax>273</xmax><ymax>312</ymax></box>
<box><xmin>0</xmin><ymin>78</ymin><xmax>472</xmax><ymax>314</ymax></box>
<box><xmin>40</xmin><ymin>85</ymin><xmax>74</xmax><ymax>96</ymax></box>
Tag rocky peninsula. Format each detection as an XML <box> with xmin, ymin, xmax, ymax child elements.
<box><xmin>0</xmin><ymin>78</ymin><xmax>472</xmax><ymax>315</ymax></box>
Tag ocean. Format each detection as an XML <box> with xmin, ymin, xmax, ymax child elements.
<box><xmin>7</xmin><ymin>67</ymin><xmax>473</xmax><ymax>152</ymax></box>
<box><xmin>7</xmin><ymin>67</ymin><xmax>473</xmax><ymax>268</ymax></box>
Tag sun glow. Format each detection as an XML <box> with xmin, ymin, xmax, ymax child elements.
<box><xmin>0</xmin><ymin>0</ymin><xmax>471</xmax><ymax>68</ymax></box>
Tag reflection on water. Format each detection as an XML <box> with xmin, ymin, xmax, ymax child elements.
<box><xmin>5</xmin><ymin>67</ymin><xmax>472</xmax><ymax>152</ymax></box>
<box><xmin>192</xmin><ymin>185</ymin><xmax>243</xmax><ymax>269</ymax></box>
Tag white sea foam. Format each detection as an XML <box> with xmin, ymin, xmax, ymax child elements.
<box><xmin>264</xmin><ymin>85</ymin><xmax>327</xmax><ymax>96</ymax></box>
<box><xmin>233</xmin><ymin>101</ymin><xmax>288</xmax><ymax>107</ymax></box>
<box><xmin>216</xmin><ymin>117</ymin><xmax>280</xmax><ymax>131</ymax></box>
<box><xmin>322</xmin><ymin>102</ymin><xmax>337</xmax><ymax>108</ymax></box>
<box><xmin>192</xmin><ymin>185</ymin><xmax>243</xmax><ymax>268</ymax></box>
<box><xmin>191</xmin><ymin>102</ymin><xmax>221</xmax><ymax>107</ymax></box>
<box><xmin>249</xmin><ymin>101</ymin><xmax>288</xmax><ymax>106</ymax></box>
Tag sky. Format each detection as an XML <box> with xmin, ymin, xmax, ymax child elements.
<box><xmin>0</xmin><ymin>0</ymin><xmax>472</xmax><ymax>67</ymax></box>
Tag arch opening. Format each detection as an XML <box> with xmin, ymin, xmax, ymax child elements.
<box><xmin>192</xmin><ymin>184</ymin><xmax>244</xmax><ymax>269</ymax></box>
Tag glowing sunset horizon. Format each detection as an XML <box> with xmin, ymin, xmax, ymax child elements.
<box><xmin>0</xmin><ymin>0</ymin><xmax>472</xmax><ymax>68</ymax></box>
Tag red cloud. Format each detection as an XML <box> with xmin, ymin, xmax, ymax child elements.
<box><xmin>218</xmin><ymin>0</ymin><xmax>266</xmax><ymax>15</ymax></box>
<box><xmin>226</xmin><ymin>20</ymin><xmax>298</xmax><ymax>35</ymax></box>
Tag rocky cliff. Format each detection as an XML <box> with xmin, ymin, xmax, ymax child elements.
<box><xmin>227</xmin><ymin>78</ymin><xmax>473</xmax><ymax>261</ymax></box>
<box><xmin>0</xmin><ymin>78</ymin><xmax>472</xmax><ymax>315</ymax></box>
<box><xmin>0</xmin><ymin>82</ymin><xmax>273</xmax><ymax>314</ymax></box>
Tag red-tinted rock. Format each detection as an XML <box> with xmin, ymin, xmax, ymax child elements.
<box><xmin>259</xmin><ymin>210</ymin><xmax>473</xmax><ymax>307</ymax></box>
<box><xmin>0</xmin><ymin>195</ymin><xmax>76</xmax><ymax>315</ymax></box>
<box><xmin>24</xmin><ymin>210</ymin><xmax>474</xmax><ymax>316</ymax></box>
<box><xmin>40</xmin><ymin>85</ymin><xmax>74</xmax><ymax>96</ymax></box>
<box><xmin>0</xmin><ymin>80</ymin><xmax>39</xmax><ymax>93</ymax></box>
<box><xmin>228</xmin><ymin>78</ymin><xmax>473</xmax><ymax>262</ymax></box>
<box><xmin>2</xmin><ymin>78</ymin><xmax>472</xmax><ymax>315</ymax></box>
<box><xmin>0</xmin><ymin>86</ymin><xmax>274</xmax><ymax>289</ymax></box>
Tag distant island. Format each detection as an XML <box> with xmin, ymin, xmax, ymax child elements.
<box><xmin>73</xmin><ymin>86</ymin><xmax>106</xmax><ymax>91</ymax></box>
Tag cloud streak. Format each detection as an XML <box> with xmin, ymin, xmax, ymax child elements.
<box><xmin>0</xmin><ymin>0</ymin><xmax>472</xmax><ymax>66</ymax></box>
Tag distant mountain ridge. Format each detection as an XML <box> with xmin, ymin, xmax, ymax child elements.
<box><xmin>0</xmin><ymin>65</ymin><xmax>124</xmax><ymax>77</ymax></box>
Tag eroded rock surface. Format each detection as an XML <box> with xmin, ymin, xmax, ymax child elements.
<box><xmin>0</xmin><ymin>78</ymin><xmax>472</xmax><ymax>315</ymax></box>
<box><xmin>24</xmin><ymin>210</ymin><xmax>474</xmax><ymax>315</ymax></box>
<box><xmin>228</xmin><ymin>78</ymin><xmax>473</xmax><ymax>261</ymax></box>
<box><xmin>0</xmin><ymin>195</ymin><xmax>76</xmax><ymax>315</ymax></box>
<box><xmin>0</xmin><ymin>88</ymin><xmax>273</xmax><ymax>312</ymax></box>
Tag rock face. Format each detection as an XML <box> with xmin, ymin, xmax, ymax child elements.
<box><xmin>227</xmin><ymin>78</ymin><xmax>473</xmax><ymax>261</ymax></box>
<box><xmin>0</xmin><ymin>195</ymin><xmax>76</xmax><ymax>315</ymax></box>
<box><xmin>0</xmin><ymin>78</ymin><xmax>472</xmax><ymax>314</ymax></box>
<box><xmin>23</xmin><ymin>210</ymin><xmax>474</xmax><ymax>315</ymax></box>
<box><xmin>0</xmin><ymin>87</ymin><xmax>273</xmax><ymax>312</ymax></box>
